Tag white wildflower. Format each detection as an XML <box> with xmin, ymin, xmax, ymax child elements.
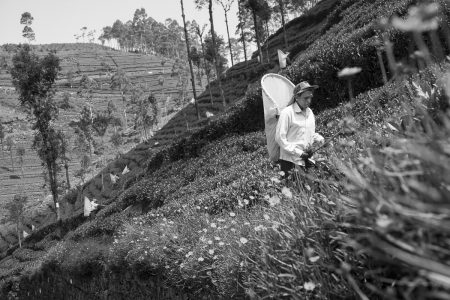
<box><xmin>303</xmin><ymin>281</ymin><xmax>316</xmax><ymax>291</ymax></box>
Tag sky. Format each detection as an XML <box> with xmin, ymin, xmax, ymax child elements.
<box><xmin>0</xmin><ymin>0</ymin><xmax>240</xmax><ymax>45</ymax></box>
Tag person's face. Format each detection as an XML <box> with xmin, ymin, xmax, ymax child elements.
<box><xmin>295</xmin><ymin>90</ymin><xmax>313</xmax><ymax>109</ymax></box>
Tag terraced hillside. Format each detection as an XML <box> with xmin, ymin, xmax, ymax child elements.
<box><xmin>0</xmin><ymin>43</ymin><xmax>204</xmax><ymax>250</ymax></box>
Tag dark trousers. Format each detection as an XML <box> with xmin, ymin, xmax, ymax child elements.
<box><xmin>279</xmin><ymin>159</ymin><xmax>295</xmax><ymax>179</ymax></box>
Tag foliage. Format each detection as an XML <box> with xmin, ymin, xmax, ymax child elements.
<box><xmin>20</xmin><ymin>12</ymin><xmax>35</xmax><ymax>42</ymax></box>
<box><xmin>284</xmin><ymin>0</ymin><xmax>416</xmax><ymax>111</ymax></box>
<box><xmin>10</xmin><ymin>44</ymin><xmax>63</xmax><ymax>218</ymax></box>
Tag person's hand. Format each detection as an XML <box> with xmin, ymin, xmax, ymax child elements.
<box><xmin>300</xmin><ymin>152</ymin><xmax>311</xmax><ymax>161</ymax></box>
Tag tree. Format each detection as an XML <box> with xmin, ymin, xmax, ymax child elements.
<box><xmin>236</xmin><ymin>0</ymin><xmax>252</xmax><ymax>62</ymax></box>
<box><xmin>245</xmin><ymin>0</ymin><xmax>265</xmax><ymax>62</ymax></box>
<box><xmin>78</xmin><ymin>105</ymin><xmax>95</xmax><ymax>158</ymax></box>
<box><xmin>191</xmin><ymin>22</ymin><xmax>214</xmax><ymax>104</ymax></box>
<box><xmin>99</xmin><ymin>26</ymin><xmax>113</xmax><ymax>47</ymax></box>
<box><xmin>148</xmin><ymin>93</ymin><xmax>159</xmax><ymax>132</ymax></box>
<box><xmin>180</xmin><ymin>0</ymin><xmax>201</xmax><ymax>120</ymax></box>
<box><xmin>132</xmin><ymin>8</ymin><xmax>148</xmax><ymax>52</ymax></box>
<box><xmin>273</xmin><ymin>0</ymin><xmax>288</xmax><ymax>49</ymax></box>
<box><xmin>110</xmin><ymin>68</ymin><xmax>131</xmax><ymax>130</ymax></box>
<box><xmin>93</xmin><ymin>111</ymin><xmax>110</xmax><ymax>143</ymax></box>
<box><xmin>5</xmin><ymin>135</ymin><xmax>15</xmax><ymax>171</ymax></box>
<box><xmin>78</xmin><ymin>74</ymin><xmax>98</xmax><ymax>107</ymax></box>
<box><xmin>80</xmin><ymin>26</ymin><xmax>87</xmax><ymax>43</ymax></box>
<box><xmin>0</xmin><ymin>122</ymin><xmax>4</xmax><ymax>157</ymax></box>
<box><xmin>157</xmin><ymin>75</ymin><xmax>166</xmax><ymax>117</ymax></box>
<box><xmin>229</xmin><ymin>37</ymin><xmax>244</xmax><ymax>63</ymax></box>
<box><xmin>58</xmin><ymin>133</ymin><xmax>71</xmax><ymax>190</ymax></box>
<box><xmin>189</xmin><ymin>46</ymin><xmax>203</xmax><ymax>87</ymax></box>
<box><xmin>216</xmin><ymin>0</ymin><xmax>236</xmax><ymax>66</ymax></box>
<box><xmin>204</xmin><ymin>32</ymin><xmax>228</xmax><ymax>75</ymax></box>
<box><xmin>66</xmin><ymin>69</ymin><xmax>74</xmax><ymax>88</ymax></box>
<box><xmin>60</xmin><ymin>92</ymin><xmax>72</xmax><ymax>110</ymax></box>
<box><xmin>75</xmin><ymin>155</ymin><xmax>90</xmax><ymax>184</ymax></box>
<box><xmin>20</xmin><ymin>12</ymin><xmax>35</xmax><ymax>43</ymax></box>
<box><xmin>196</xmin><ymin>0</ymin><xmax>227</xmax><ymax>108</ymax></box>
<box><xmin>10</xmin><ymin>45</ymin><xmax>63</xmax><ymax>220</ymax></box>
<box><xmin>110</xmin><ymin>131</ymin><xmax>123</xmax><ymax>155</ymax></box>
<box><xmin>16</xmin><ymin>145</ymin><xmax>25</xmax><ymax>178</ymax></box>
<box><xmin>6</xmin><ymin>194</ymin><xmax>28</xmax><ymax>248</ymax></box>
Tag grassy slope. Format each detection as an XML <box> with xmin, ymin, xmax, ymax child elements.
<box><xmin>2</xmin><ymin>0</ymin><xmax>448</xmax><ymax>299</ymax></box>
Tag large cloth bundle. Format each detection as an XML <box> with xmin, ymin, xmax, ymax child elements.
<box><xmin>261</xmin><ymin>73</ymin><xmax>295</xmax><ymax>161</ymax></box>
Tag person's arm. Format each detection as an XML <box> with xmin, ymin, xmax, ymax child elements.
<box><xmin>275</xmin><ymin>111</ymin><xmax>307</xmax><ymax>157</ymax></box>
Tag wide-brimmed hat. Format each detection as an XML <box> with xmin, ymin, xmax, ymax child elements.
<box><xmin>293</xmin><ymin>81</ymin><xmax>319</xmax><ymax>96</ymax></box>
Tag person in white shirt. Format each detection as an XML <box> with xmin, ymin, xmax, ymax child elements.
<box><xmin>275</xmin><ymin>81</ymin><xmax>324</xmax><ymax>178</ymax></box>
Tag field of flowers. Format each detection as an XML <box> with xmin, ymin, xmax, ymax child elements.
<box><xmin>1</xmin><ymin>0</ymin><xmax>450</xmax><ymax>299</ymax></box>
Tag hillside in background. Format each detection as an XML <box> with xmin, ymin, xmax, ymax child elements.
<box><xmin>1</xmin><ymin>0</ymin><xmax>450</xmax><ymax>299</ymax></box>
<box><xmin>0</xmin><ymin>43</ymin><xmax>204</xmax><ymax>251</ymax></box>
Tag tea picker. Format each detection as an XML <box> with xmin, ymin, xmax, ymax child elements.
<box><xmin>261</xmin><ymin>74</ymin><xmax>324</xmax><ymax>177</ymax></box>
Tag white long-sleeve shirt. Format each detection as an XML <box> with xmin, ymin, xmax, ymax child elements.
<box><xmin>275</xmin><ymin>103</ymin><xmax>324</xmax><ymax>166</ymax></box>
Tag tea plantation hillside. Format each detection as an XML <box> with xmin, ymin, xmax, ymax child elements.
<box><xmin>1</xmin><ymin>0</ymin><xmax>450</xmax><ymax>299</ymax></box>
<box><xmin>0</xmin><ymin>43</ymin><xmax>205</xmax><ymax>251</ymax></box>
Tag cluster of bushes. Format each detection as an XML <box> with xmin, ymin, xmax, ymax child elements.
<box><xmin>285</xmin><ymin>0</ymin><xmax>416</xmax><ymax>111</ymax></box>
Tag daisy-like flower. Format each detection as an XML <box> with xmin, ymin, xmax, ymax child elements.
<box><xmin>268</xmin><ymin>195</ymin><xmax>281</xmax><ymax>207</ymax></box>
<box><xmin>198</xmin><ymin>257</ymin><xmax>204</xmax><ymax>262</ymax></box>
<box><xmin>214</xmin><ymin>236</ymin><xmax>221</xmax><ymax>241</ymax></box>
<box><xmin>218</xmin><ymin>241</ymin><xmax>225</xmax><ymax>246</ymax></box>
<box><xmin>208</xmin><ymin>240</ymin><xmax>213</xmax><ymax>245</ymax></box>
<box><xmin>229</xmin><ymin>212</ymin><xmax>236</xmax><ymax>217</ymax></box>
<box><xmin>303</xmin><ymin>281</ymin><xmax>316</xmax><ymax>291</ymax></box>
<box><xmin>309</xmin><ymin>256</ymin><xmax>320</xmax><ymax>263</ymax></box>
<box><xmin>208</xmin><ymin>249</ymin><xmax>215</xmax><ymax>255</ymax></box>
<box><xmin>240</xmin><ymin>237</ymin><xmax>248</xmax><ymax>244</ymax></box>
<box><xmin>186</xmin><ymin>251</ymin><xmax>193</xmax><ymax>258</ymax></box>
<box><xmin>254</xmin><ymin>225</ymin><xmax>265</xmax><ymax>232</ymax></box>
<box><xmin>263</xmin><ymin>214</ymin><xmax>270</xmax><ymax>220</ymax></box>
<box><xmin>210</xmin><ymin>223</ymin><xmax>217</xmax><ymax>228</ymax></box>
<box><xmin>281</xmin><ymin>187</ymin><xmax>293</xmax><ymax>199</ymax></box>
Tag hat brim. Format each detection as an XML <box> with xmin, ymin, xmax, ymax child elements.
<box><xmin>295</xmin><ymin>85</ymin><xmax>319</xmax><ymax>95</ymax></box>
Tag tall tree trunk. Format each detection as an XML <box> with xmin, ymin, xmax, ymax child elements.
<box><xmin>200</xmin><ymin>37</ymin><xmax>214</xmax><ymax>105</ymax></box>
<box><xmin>224</xmin><ymin>11</ymin><xmax>234</xmax><ymax>66</ymax></box>
<box><xmin>65</xmin><ymin>162</ymin><xmax>71</xmax><ymax>190</ymax></box>
<box><xmin>122</xmin><ymin>91</ymin><xmax>128</xmax><ymax>130</ymax></box>
<box><xmin>238</xmin><ymin>1</ymin><xmax>248</xmax><ymax>62</ymax></box>
<box><xmin>265</xmin><ymin>21</ymin><xmax>270</xmax><ymax>63</ymax></box>
<box><xmin>17</xmin><ymin>223</ymin><xmax>21</xmax><ymax>248</ymax></box>
<box><xmin>181</xmin><ymin>0</ymin><xmax>200</xmax><ymax>120</ymax></box>
<box><xmin>208</xmin><ymin>0</ymin><xmax>227</xmax><ymax>109</ymax></box>
<box><xmin>278</xmin><ymin>0</ymin><xmax>288</xmax><ymax>50</ymax></box>
<box><xmin>252</xmin><ymin>9</ymin><xmax>263</xmax><ymax>63</ymax></box>
<box><xmin>197</xmin><ymin>67</ymin><xmax>203</xmax><ymax>87</ymax></box>
<box><xmin>47</xmin><ymin>159</ymin><xmax>60</xmax><ymax>221</ymax></box>
<box><xmin>10</xmin><ymin>150</ymin><xmax>14</xmax><ymax>171</ymax></box>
